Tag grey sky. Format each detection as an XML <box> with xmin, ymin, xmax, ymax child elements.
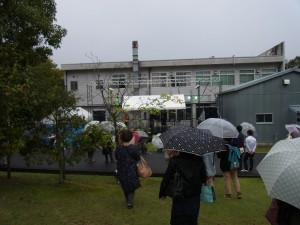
<box><xmin>51</xmin><ymin>0</ymin><xmax>300</xmax><ymax>66</ymax></box>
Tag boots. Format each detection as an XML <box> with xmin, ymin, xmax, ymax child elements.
<box><xmin>224</xmin><ymin>194</ymin><xmax>231</xmax><ymax>199</ymax></box>
<box><xmin>237</xmin><ymin>192</ymin><xmax>242</xmax><ymax>199</ymax></box>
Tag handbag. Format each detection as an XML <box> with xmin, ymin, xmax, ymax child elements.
<box><xmin>137</xmin><ymin>156</ymin><xmax>152</xmax><ymax>178</ymax></box>
<box><xmin>200</xmin><ymin>185</ymin><xmax>216</xmax><ymax>203</ymax></box>
<box><xmin>265</xmin><ymin>198</ymin><xmax>279</xmax><ymax>225</ymax></box>
<box><xmin>166</xmin><ymin>172</ymin><xmax>184</xmax><ymax>201</ymax></box>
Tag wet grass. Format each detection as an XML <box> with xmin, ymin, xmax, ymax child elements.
<box><xmin>0</xmin><ymin>172</ymin><xmax>271</xmax><ymax>225</ymax></box>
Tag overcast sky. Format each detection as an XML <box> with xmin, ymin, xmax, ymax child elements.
<box><xmin>51</xmin><ymin>0</ymin><xmax>300</xmax><ymax>66</ymax></box>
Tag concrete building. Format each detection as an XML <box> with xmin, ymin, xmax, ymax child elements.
<box><xmin>218</xmin><ymin>67</ymin><xmax>300</xmax><ymax>144</ymax></box>
<box><xmin>61</xmin><ymin>41</ymin><xmax>285</xmax><ymax>130</ymax></box>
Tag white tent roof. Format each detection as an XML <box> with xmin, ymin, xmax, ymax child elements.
<box><xmin>41</xmin><ymin>107</ymin><xmax>92</xmax><ymax>124</ymax></box>
<box><xmin>122</xmin><ymin>94</ymin><xmax>186</xmax><ymax>111</ymax></box>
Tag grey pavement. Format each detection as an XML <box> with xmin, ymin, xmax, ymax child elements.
<box><xmin>1</xmin><ymin>150</ymin><xmax>265</xmax><ymax>178</ymax></box>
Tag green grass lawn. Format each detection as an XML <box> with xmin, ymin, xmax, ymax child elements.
<box><xmin>0</xmin><ymin>172</ymin><xmax>271</xmax><ymax>225</ymax></box>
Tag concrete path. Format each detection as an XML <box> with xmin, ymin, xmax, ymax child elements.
<box><xmin>1</xmin><ymin>150</ymin><xmax>266</xmax><ymax>177</ymax></box>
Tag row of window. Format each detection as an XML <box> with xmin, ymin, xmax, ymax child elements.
<box><xmin>147</xmin><ymin>107</ymin><xmax>274</xmax><ymax>124</ymax></box>
<box><xmin>70</xmin><ymin>68</ymin><xmax>277</xmax><ymax>90</ymax></box>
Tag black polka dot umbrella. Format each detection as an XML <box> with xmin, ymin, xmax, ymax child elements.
<box><xmin>160</xmin><ymin>126</ymin><xmax>223</xmax><ymax>156</ymax></box>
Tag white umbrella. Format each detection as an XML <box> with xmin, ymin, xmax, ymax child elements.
<box><xmin>257</xmin><ymin>137</ymin><xmax>300</xmax><ymax>209</ymax></box>
<box><xmin>151</xmin><ymin>133</ymin><xmax>163</xmax><ymax>149</ymax></box>
<box><xmin>41</xmin><ymin>107</ymin><xmax>92</xmax><ymax>124</ymax></box>
<box><xmin>99</xmin><ymin>121</ymin><xmax>127</xmax><ymax>133</ymax></box>
<box><xmin>240</xmin><ymin>122</ymin><xmax>256</xmax><ymax>136</ymax></box>
<box><xmin>70</xmin><ymin>107</ymin><xmax>93</xmax><ymax>121</ymax></box>
<box><xmin>84</xmin><ymin>121</ymin><xmax>100</xmax><ymax>130</ymax></box>
<box><xmin>136</xmin><ymin>130</ymin><xmax>149</xmax><ymax>138</ymax></box>
<box><xmin>197</xmin><ymin>118</ymin><xmax>238</xmax><ymax>138</ymax></box>
<box><xmin>285</xmin><ymin>124</ymin><xmax>300</xmax><ymax>133</ymax></box>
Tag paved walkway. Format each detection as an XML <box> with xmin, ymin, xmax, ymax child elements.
<box><xmin>1</xmin><ymin>150</ymin><xmax>265</xmax><ymax>177</ymax></box>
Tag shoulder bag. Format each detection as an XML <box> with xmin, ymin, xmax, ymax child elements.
<box><xmin>166</xmin><ymin>159</ymin><xmax>184</xmax><ymax>201</ymax></box>
<box><xmin>137</xmin><ymin>156</ymin><xmax>152</xmax><ymax>178</ymax></box>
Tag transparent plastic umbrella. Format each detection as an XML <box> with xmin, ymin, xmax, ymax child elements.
<box><xmin>136</xmin><ymin>130</ymin><xmax>149</xmax><ymax>138</ymax></box>
<box><xmin>151</xmin><ymin>133</ymin><xmax>163</xmax><ymax>149</ymax></box>
<box><xmin>197</xmin><ymin>118</ymin><xmax>238</xmax><ymax>138</ymax></box>
<box><xmin>240</xmin><ymin>122</ymin><xmax>256</xmax><ymax>136</ymax></box>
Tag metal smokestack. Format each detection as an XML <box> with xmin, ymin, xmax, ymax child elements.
<box><xmin>132</xmin><ymin>41</ymin><xmax>139</xmax><ymax>72</ymax></box>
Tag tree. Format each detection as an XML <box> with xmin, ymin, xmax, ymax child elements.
<box><xmin>0</xmin><ymin>0</ymin><xmax>67</xmax><ymax>68</ymax></box>
<box><xmin>85</xmin><ymin>56</ymin><xmax>184</xmax><ymax>138</ymax></box>
<box><xmin>85</xmin><ymin>56</ymin><xmax>140</xmax><ymax>142</ymax></box>
<box><xmin>0</xmin><ymin>0</ymin><xmax>66</xmax><ymax>178</ymax></box>
<box><xmin>285</xmin><ymin>56</ymin><xmax>300</xmax><ymax>69</ymax></box>
<box><xmin>20</xmin><ymin>62</ymin><xmax>88</xmax><ymax>183</ymax></box>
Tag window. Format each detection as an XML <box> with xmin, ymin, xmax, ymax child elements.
<box><xmin>256</xmin><ymin>113</ymin><xmax>273</xmax><ymax>124</ymax></box>
<box><xmin>254</xmin><ymin>69</ymin><xmax>277</xmax><ymax>79</ymax></box>
<box><xmin>185</xmin><ymin>105</ymin><xmax>192</xmax><ymax>120</ymax></box>
<box><xmin>261</xmin><ymin>68</ymin><xmax>277</xmax><ymax>77</ymax></box>
<box><xmin>151</xmin><ymin>72</ymin><xmax>167</xmax><ymax>87</ymax></box>
<box><xmin>70</xmin><ymin>81</ymin><xmax>78</xmax><ymax>91</ymax></box>
<box><xmin>138</xmin><ymin>76</ymin><xmax>148</xmax><ymax>88</ymax></box>
<box><xmin>196</xmin><ymin>71</ymin><xmax>211</xmax><ymax>86</ymax></box>
<box><xmin>169</xmin><ymin>110</ymin><xmax>176</xmax><ymax>121</ymax></box>
<box><xmin>220</xmin><ymin>70</ymin><xmax>235</xmax><ymax>85</ymax></box>
<box><xmin>174</xmin><ymin>72</ymin><xmax>191</xmax><ymax>87</ymax></box>
<box><xmin>111</xmin><ymin>74</ymin><xmax>126</xmax><ymax>88</ymax></box>
<box><xmin>96</xmin><ymin>80</ymin><xmax>103</xmax><ymax>89</ymax></box>
<box><xmin>177</xmin><ymin>109</ymin><xmax>184</xmax><ymax>121</ymax></box>
<box><xmin>240</xmin><ymin>70</ymin><xmax>255</xmax><ymax>84</ymax></box>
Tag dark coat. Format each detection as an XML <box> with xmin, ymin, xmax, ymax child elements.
<box><xmin>115</xmin><ymin>144</ymin><xmax>141</xmax><ymax>193</ymax></box>
<box><xmin>233</xmin><ymin>133</ymin><xmax>245</xmax><ymax>148</ymax></box>
<box><xmin>159</xmin><ymin>152</ymin><xmax>207</xmax><ymax>199</ymax></box>
<box><xmin>217</xmin><ymin>145</ymin><xmax>231</xmax><ymax>172</ymax></box>
<box><xmin>277</xmin><ymin>200</ymin><xmax>300</xmax><ymax>225</ymax></box>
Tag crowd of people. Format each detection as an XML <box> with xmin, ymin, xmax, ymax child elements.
<box><xmin>112</xmin><ymin>122</ymin><xmax>299</xmax><ymax>225</ymax></box>
<box><xmin>27</xmin><ymin>122</ymin><xmax>296</xmax><ymax>224</ymax></box>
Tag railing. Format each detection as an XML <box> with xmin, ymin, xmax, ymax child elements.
<box><xmin>94</xmin><ymin>77</ymin><xmax>220</xmax><ymax>86</ymax></box>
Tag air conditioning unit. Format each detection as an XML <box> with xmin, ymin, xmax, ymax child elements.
<box><xmin>283</xmin><ymin>79</ymin><xmax>290</xmax><ymax>85</ymax></box>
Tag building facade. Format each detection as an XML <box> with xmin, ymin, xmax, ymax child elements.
<box><xmin>218</xmin><ymin>67</ymin><xmax>300</xmax><ymax>144</ymax></box>
<box><xmin>61</xmin><ymin>41</ymin><xmax>285</xmax><ymax>130</ymax></box>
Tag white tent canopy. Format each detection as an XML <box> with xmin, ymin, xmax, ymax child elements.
<box><xmin>41</xmin><ymin>107</ymin><xmax>92</xmax><ymax>124</ymax></box>
<box><xmin>122</xmin><ymin>94</ymin><xmax>186</xmax><ymax>111</ymax></box>
<box><xmin>70</xmin><ymin>107</ymin><xmax>92</xmax><ymax>121</ymax></box>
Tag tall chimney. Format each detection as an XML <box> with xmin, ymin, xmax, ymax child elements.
<box><xmin>132</xmin><ymin>41</ymin><xmax>139</xmax><ymax>72</ymax></box>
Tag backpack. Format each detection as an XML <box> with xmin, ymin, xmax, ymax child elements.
<box><xmin>227</xmin><ymin>144</ymin><xmax>241</xmax><ymax>170</ymax></box>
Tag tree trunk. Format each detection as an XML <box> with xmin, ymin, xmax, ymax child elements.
<box><xmin>58</xmin><ymin>148</ymin><xmax>65</xmax><ymax>184</ymax></box>
<box><xmin>6</xmin><ymin>155</ymin><xmax>11</xmax><ymax>179</ymax></box>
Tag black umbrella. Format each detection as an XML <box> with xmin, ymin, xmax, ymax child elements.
<box><xmin>160</xmin><ymin>126</ymin><xmax>224</xmax><ymax>156</ymax></box>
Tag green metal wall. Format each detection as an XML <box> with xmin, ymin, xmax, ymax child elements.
<box><xmin>219</xmin><ymin>71</ymin><xmax>300</xmax><ymax>144</ymax></box>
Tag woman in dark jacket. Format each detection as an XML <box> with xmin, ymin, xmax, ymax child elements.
<box><xmin>115</xmin><ymin>130</ymin><xmax>141</xmax><ymax>209</ymax></box>
<box><xmin>159</xmin><ymin>151</ymin><xmax>207</xmax><ymax>225</ymax></box>
<box><xmin>277</xmin><ymin>200</ymin><xmax>300</xmax><ymax>225</ymax></box>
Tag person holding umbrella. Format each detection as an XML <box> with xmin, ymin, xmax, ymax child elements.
<box><xmin>233</xmin><ymin>125</ymin><xmax>246</xmax><ymax>171</ymax></box>
<box><xmin>258</xmin><ymin>132</ymin><xmax>300</xmax><ymax>225</ymax></box>
<box><xmin>159</xmin><ymin>150</ymin><xmax>207</xmax><ymax>225</ymax></box>
<box><xmin>276</xmin><ymin>130</ymin><xmax>300</xmax><ymax>225</ymax></box>
<box><xmin>243</xmin><ymin>129</ymin><xmax>257</xmax><ymax>172</ymax></box>
<box><xmin>217</xmin><ymin>138</ymin><xmax>242</xmax><ymax>199</ymax></box>
<box><xmin>158</xmin><ymin>126</ymin><xmax>222</xmax><ymax>225</ymax></box>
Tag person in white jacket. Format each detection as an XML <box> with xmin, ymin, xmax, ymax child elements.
<box><xmin>242</xmin><ymin>130</ymin><xmax>257</xmax><ymax>172</ymax></box>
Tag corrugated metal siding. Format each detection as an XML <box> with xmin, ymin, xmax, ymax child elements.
<box><xmin>219</xmin><ymin>71</ymin><xmax>300</xmax><ymax>144</ymax></box>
